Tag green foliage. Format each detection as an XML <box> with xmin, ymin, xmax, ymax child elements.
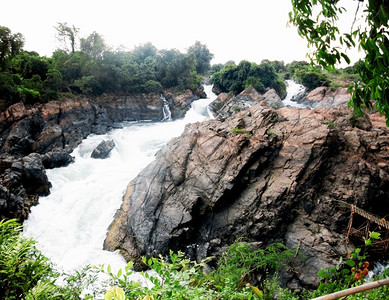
<box><xmin>97</xmin><ymin>242</ymin><xmax>296</xmax><ymax>299</ymax></box>
<box><xmin>206</xmin><ymin>242</ymin><xmax>294</xmax><ymax>299</ymax></box>
<box><xmin>231</xmin><ymin>127</ymin><xmax>246</xmax><ymax>135</ymax></box>
<box><xmin>187</xmin><ymin>41</ymin><xmax>214</xmax><ymax>74</ymax></box>
<box><xmin>0</xmin><ymin>25</ymin><xmax>206</xmax><ymax>110</ymax></box>
<box><xmin>304</xmin><ymin>231</ymin><xmax>388</xmax><ymax>299</ymax></box>
<box><xmin>290</xmin><ymin>0</ymin><xmax>389</xmax><ymax>125</ymax></box>
<box><xmin>0</xmin><ymin>219</ymin><xmax>59</xmax><ymax>300</ymax></box>
<box><xmin>286</xmin><ymin>60</ymin><xmax>330</xmax><ymax>90</ymax></box>
<box><xmin>0</xmin><ymin>26</ymin><xmax>24</xmax><ymax>71</ymax></box>
<box><xmin>55</xmin><ymin>22</ymin><xmax>79</xmax><ymax>53</ymax></box>
<box><xmin>210</xmin><ymin>60</ymin><xmax>286</xmax><ymax>97</ymax></box>
<box><xmin>3</xmin><ymin>222</ymin><xmax>387</xmax><ymax>299</ymax></box>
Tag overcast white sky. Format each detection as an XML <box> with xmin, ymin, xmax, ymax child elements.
<box><xmin>3</xmin><ymin>0</ymin><xmax>363</xmax><ymax>65</ymax></box>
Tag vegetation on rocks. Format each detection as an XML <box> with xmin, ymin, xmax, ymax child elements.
<box><xmin>1</xmin><ymin>219</ymin><xmax>388</xmax><ymax>299</ymax></box>
<box><xmin>210</xmin><ymin>60</ymin><xmax>287</xmax><ymax>98</ymax></box>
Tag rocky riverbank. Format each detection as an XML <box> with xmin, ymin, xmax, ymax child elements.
<box><xmin>104</xmin><ymin>86</ymin><xmax>389</xmax><ymax>289</ymax></box>
<box><xmin>0</xmin><ymin>88</ymin><xmax>205</xmax><ymax>221</ymax></box>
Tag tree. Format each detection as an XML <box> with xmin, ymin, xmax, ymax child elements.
<box><xmin>289</xmin><ymin>0</ymin><xmax>389</xmax><ymax>125</ymax></box>
<box><xmin>0</xmin><ymin>26</ymin><xmax>24</xmax><ymax>71</ymax></box>
<box><xmin>210</xmin><ymin>60</ymin><xmax>286</xmax><ymax>97</ymax></box>
<box><xmin>80</xmin><ymin>31</ymin><xmax>107</xmax><ymax>60</ymax></box>
<box><xmin>187</xmin><ymin>41</ymin><xmax>214</xmax><ymax>74</ymax></box>
<box><xmin>55</xmin><ymin>22</ymin><xmax>79</xmax><ymax>53</ymax></box>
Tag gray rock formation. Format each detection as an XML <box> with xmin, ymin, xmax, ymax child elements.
<box><xmin>297</xmin><ymin>86</ymin><xmax>351</xmax><ymax>108</ymax></box>
<box><xmin>0</xmin><ymin>88</ymin><xmax>204</xmax><ymax>220</ymax></box>
<box><xmin>0</xmin><ymin>153</ymin><xmax>51</xmax><ymax>221</ymax></box>
<box><xmin>104</xmin><ymin>103</ymin><xmax>389</xmax><ymax>288</ymax></box>
<box><xmin>91</xmin><ymin>140</ymin><xmax>115</xmax><ymax>159</ymax></box>
<box><xmin>209</xmin><ymin>86</ymin><xmax>284</xmax><ymax>121</ymax></box>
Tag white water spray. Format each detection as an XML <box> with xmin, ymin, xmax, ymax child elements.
<box><xmin>23</xmin><ymin>86</ymin><xmax>216</xmax><ymax>272</ymax></box>
<box><xmin>160</xmin><ymin>94</ymin><xmax>172</xmax><ymax>121</ymax></box>
<box><xmin>283</xmin><ymin>79</ymin><xmax>307</xmax><ymax>108</ymax></box>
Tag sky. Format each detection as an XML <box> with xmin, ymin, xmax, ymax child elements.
<box><xmin>2</xmin><ymin>0</ymin><xmax>364</xmax><ymax>65</ymax></box>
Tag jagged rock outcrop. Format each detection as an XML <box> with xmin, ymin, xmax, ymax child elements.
<box><xmin>41</xmin><ymin>149</ymin><xmax>74</xmax><ymax>169</ymax></box>
<box><xmin>104</xmin><ymin>102</ymin><xmax>389</xmax><ymax>289</ymax></box>
<box><xmin>297</xmin><ymin>86</ymin><xmax>351</xmax><ymax>108</ymax></box>
<box><xmin>0</xmin><ymin>153</ymin><xmax>51</xmax><ymax>221</ymax></box>
<box><xmin>0</xmin><ymin>88</ymin><xmax>204</xmax><ymax>221</ymax></box>
<box><xmin>209</xmin><ymin>86</ymin><xmax>284</xmax><ymax>121</ymax></box>
<box><xmin>91</xmin><ymin>140</ymin><xmax>115</xmax><ymax>159</ymax></box>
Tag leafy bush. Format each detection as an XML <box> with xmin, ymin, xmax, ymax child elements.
<box><xmin>211</xmin><ymin>60</ymin><xmax>286</xmax><ymax>98</ymax></box>
<box><xmin>98</xmin><ymin>242</ymin><xmax>295</xmax><ymax>299</ymax></box>
<box><xmin>0</xmin><ymin>219</ymin><xmax>59</xmax><ymax>300</ymax></box>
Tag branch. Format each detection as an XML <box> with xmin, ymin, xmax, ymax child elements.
<box><xmin>312</xmin><ymin>277</ymin><xmax>389</xmax><ymax>300</ymax></box>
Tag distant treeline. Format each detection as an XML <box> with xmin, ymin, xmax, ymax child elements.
<box><xmin>0</xmin><ymin>24</ymin><xmax>213</xmax><ymax>109</ymax></box>
<box><xmin>0</xmin><ymin>24</ymin><xmax>360</xmax><ymax>110</ymax></box>
<box><xmin>210</xmin><ymin>59</ymin><xmax>361</xmax><ymax>98</ymax></box>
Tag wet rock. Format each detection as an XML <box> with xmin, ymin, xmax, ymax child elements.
<box><xmin>91</xmin><ymin>140</ymin><xmax>115</xmax><ymax>159</ymax></box>
<box><xmin>20</xmin><ymin>153</ymin><xmax>51</xmax><ymax>196</ymax></box>
<box><xmin>42</xmin><ymin>149</ymin><xmax>74</xmax><ymax>169</ymax></box>
<box><xmin>0</xmin><ymin>153</ymin><xmax>51</xmax><ymax>221</ymax></box>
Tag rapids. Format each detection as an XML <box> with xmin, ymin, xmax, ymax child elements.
<box><xmin>23</xmin><ymin>85</ymin><xmax>216</xmax><ymax>272</ymax></box>
<box><xmin>23</xmin><ymin>82</ymin><xmax>304</xmax><ymax>272</ymax></box>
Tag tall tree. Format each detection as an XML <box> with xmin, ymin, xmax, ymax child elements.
<box><xmin>55</xmin><ymin>22</ymin><xmax>79</xmax><ymax>53</ymax></box>
<box><xmin>187</xmin><ymin>41</ymin><xmax>214</xmax><ymax>74</ymax></box>
<box><xmin>80</xmin><ymin>31</ymin><xmax>107</xmax><ymax>60</ymax></box>
<box><xmin>0</xmin><ymin>26</ymin><xmax>24</xmax><ymax>70</ymax></box>
<box><xmin>289</xmin><ymin>0</ymin><xmax>389</xmax><ymax>124</ymax></box>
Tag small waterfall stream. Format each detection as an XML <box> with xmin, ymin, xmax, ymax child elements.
<box><xmin>283</xmin><ymin>80</ymin><xmax>307</xmax><ymax>108</ymax></box>
<box><xmin>160</xmin><ymin>94</ymin><xmax>172</xmax><ymax>121</ymax></box>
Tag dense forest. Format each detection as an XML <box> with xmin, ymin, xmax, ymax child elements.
<box><xmin>0</xmin><ymin>24</ymin><xmax>214</xmax><ymax>109</ymax></box>
<box><xmin>0</xmin><ymin>24</ymin><xmax>360</xmax><ymax>112</ymax></box>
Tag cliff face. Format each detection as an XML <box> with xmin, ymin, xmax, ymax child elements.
<box><xmin>0</xmin><ymin>88</ymin><xmax>204</xmax><ymax>221</ymax></box>
<box><xmin>104</xmin><ymin>100</ymin><xmax>389</xmax><ymax>288</ymax></box>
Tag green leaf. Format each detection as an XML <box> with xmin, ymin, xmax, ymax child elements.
<box><xmin>370</xmin><ymin>231</ymin><xmax>381</xmax><ymax>239</ymax></box>
<box><xmin>365</xmin><ymin>238</ymin><xmax>372</xmax><ymax>246</ymax></box>
<box><xmin>346</xmin><ymin>260</ymin><xmax>356</xmax><ymax>268</ymax></box>
<box><xmin>250</xmin><ymin>285</ymin><xmax>263</xmax><ymax>296</ymax></box>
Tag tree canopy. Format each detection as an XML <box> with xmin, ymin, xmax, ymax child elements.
<box><xmin>0</xmin><ymin>25</ymin><xmax>213</xmax><ymax>110</ymax></box>
<box><xmin>289</xmin><ymin>0</ymin><xmax>389</xmax><ymax>125</ymax></box>
<box><xmin>211</xmin><ymin>60</ymin><xmax>287</xmax><ymax>98</ymax></box>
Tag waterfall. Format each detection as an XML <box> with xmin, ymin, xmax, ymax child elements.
<box><xmin>23</xmin><ymin>85</ymin><xmax>216</xmax><ymax>273</ymax></box>
<box><xmin>283</xmin><ymin>80</ymin><xmax>307</xmax><ymax>108</ymax></box>
<box><xmin>160</xmin><ymin>94</ymin><xmax>172</xmax><ymax>121</ymax></box>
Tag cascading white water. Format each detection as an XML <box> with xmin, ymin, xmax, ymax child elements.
<box><xmin>23</xmin><ymin>85</ymin><xmax>217</xmax><ymax>272</ymax></box>
<box><xmin>283</xmin><ymin>79</ymin><xmax>307</xmax><ymax>108</ymax></box>
<box><xmin>160</xmin><ymin>94</ymin><xmax>172</xmax><ymax>121</ymax></box>
<box><xmin>23</xmin><ymin>82</ymin><xmax>305</xmax><ymax>273</ymax></box>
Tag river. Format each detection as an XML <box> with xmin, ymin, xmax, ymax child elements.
<box><xmin>23</xmin><ymin>82</ymin><xmax>304</xmax><ymax>273</ymax></box>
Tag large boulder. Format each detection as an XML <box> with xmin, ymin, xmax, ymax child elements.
<box><xmin>41</xmin><ymin>149</ymin><xmax>74</xmax><ymax>169</ymax></box>
<box><xmin>209</xmin><ymin>86</ymin><xmax>284</xmax><ymax>121</ymax></box>
<box><xmin>91</xmin><ymin>140</ymin><xmax>115</xmax><ymax>159</ymax></box>
<box><xmin>0</xmin><ymin>153</ymin><xmax>51</xmax><ymax>221</ymax></box>
<box><xmin>104</xmin><ymin>104</ymin><xmax>389</xmax><ymax>288</ymax></box>
<box><xmin>298</xmin><ymin>86</ymin><xmax>351</xmax><ymax>108</ymax></box>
